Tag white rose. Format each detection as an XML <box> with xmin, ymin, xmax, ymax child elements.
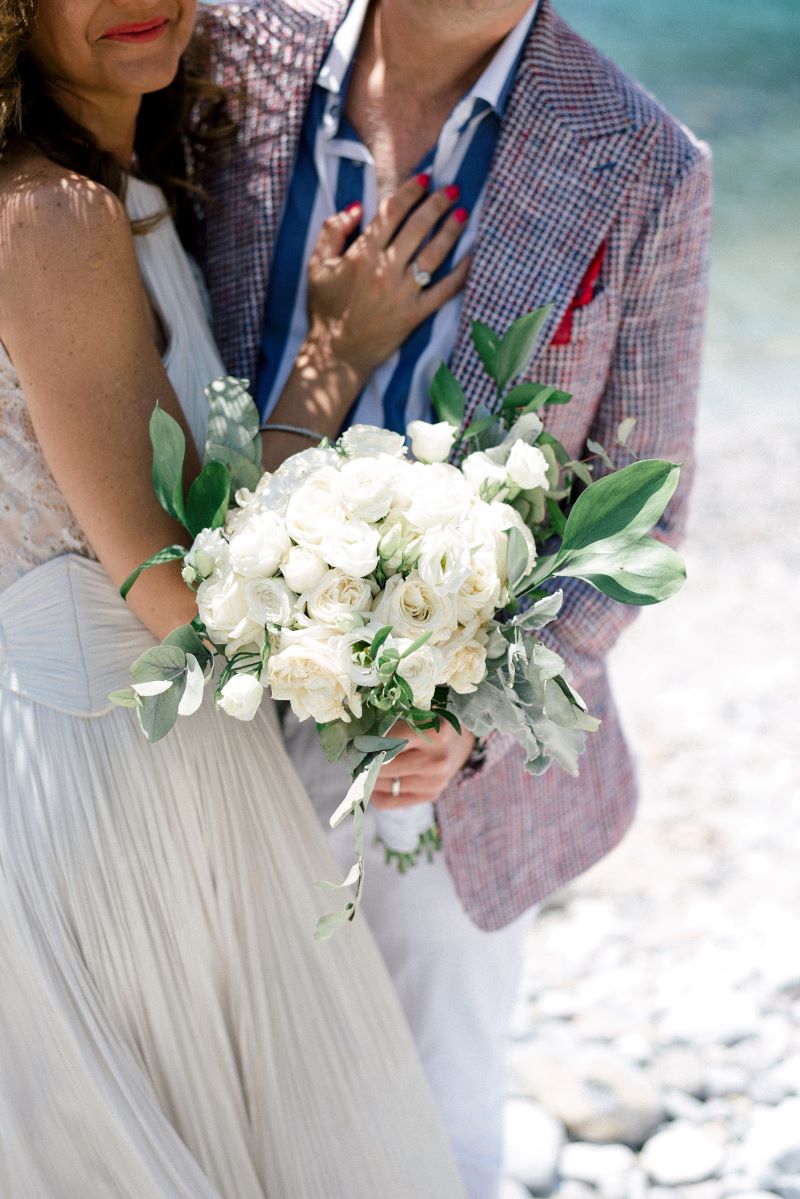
<box><xmin>441</xmin><ymin>622</ymin><xmax>489</xmax><ymax>694</ymax></box>
<box><xmin>417</xmin><ymin>526</ymin><xmax>472</xmax><ymax>595</ymax></box>
<box><xmin>304</xmin><ymin>569</ymin><xmax>374</xmax><ymax>627</ymax></box>
<box><xmin>335</xmin><ymin>456</ymin><xmax>395</xmax><ymax>522</ymax></box>
<box><xmin>404</xmin><ymin>463</ymin><xmax>472</xmax><ymax>530</ymax></box>
<box><xmin>457</xmin><ymin>556</ymin><xmax>503</xmax><ymax>625</ymax></box>
<box><xmin>268</xmin><ymin>637</ymin><xmax>353</xmax><ymax>724</ymax></box>
<box><xmin>197</xmin><ymin>572</ymin><xmax>262</xmax><ymax>651</ymax></box>
<box><xmin>228</xmin><ymin>511</ymin><xmax>291</xmax><ymax>578</ymax></box>
<box><xmin>373</xmin><ymin>573</ymin><xmax>457</xmax><ymax>646</ymax></box>
<box><xmin>321</xmin><ymin>518</ymin><xmax>380</xmax><ymax>578</ymax></box>
<box><xmin>280</xmin><ymin>545</ymin><xmax>328</xmax><ymax>593</ymax></box>
<box><xmin>218</xmin><ymin>673</ymin><xmax>264</xmax><ymax>721</ymax></box>
<box><xmin>272</xmin><ymin>445</ymin><xmax>340</xmax><ymax>488</ymax></box>
<box><xmin>285</xmin><ymin>467</ymin><xmax>347</xmax><ymax>548</ymax></box>
<box><xmin>461</xmin><ymin>451</ymin><xmax>508</xmax><ymax>497</ymax></box>
<box><xmin>504</xmin><ymin>411</ymin><xmax>544</xmax><ymax>447</ymax></box>
<box><xmin>244</xmin><ymin>576</ymin><xmax>296</xmax><ymax>627</ymax></box>
<box><xmin>505</xmin><ymin>441</ymin><xmax>550</xmax><ymax>491</ymax></box>
<box><xmin>340</xmin><ymin>424</ymin><xmax>407</xmax><ymax>459</ymax></box>
<box><xmin>185</xmin><ymin>527</ymin><xmax>229</xmax><ymax>581</ymax></box>
<box><xmin>395</xmin><ymin>641</ymin><xmax>446</xmax><ymax>709</ymax></box>
<box><xmin>407</xmin><ymin>420</ymin><xmax>457</xmax><ymax>464</ymax></box>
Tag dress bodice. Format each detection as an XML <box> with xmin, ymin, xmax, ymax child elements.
<box><xmin>0</xmin><ymin>177</ymin><xmax>224</xmax><ymax>594</ymax></box>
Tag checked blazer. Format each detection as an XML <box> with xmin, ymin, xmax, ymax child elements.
<box><xmin>194</xmin><ymin>0</ymin><xmax>712</xmax><ymax>931</ymax></box>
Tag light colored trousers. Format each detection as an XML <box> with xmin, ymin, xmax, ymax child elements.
<box><xmin>282</xmin><ymin>712</ymin><xmax>533</xmax><ymax>1199</ymax></box>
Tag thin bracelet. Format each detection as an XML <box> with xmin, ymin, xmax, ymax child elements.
<box><xmin>260</xmin><ymin>422</ymin><xmax>323</xmax><ymax>444</ymax></box>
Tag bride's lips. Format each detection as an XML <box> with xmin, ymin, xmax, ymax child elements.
<box><xmin>100</xmin><ymin>18</ymin><xmax>169</xmax><ymax>43</ymax></box>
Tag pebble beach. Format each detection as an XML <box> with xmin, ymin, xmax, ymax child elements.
<box><xmin>501</xmin><ymin>396</ymin><xmax>800</xmax><ymax>1197</ymax></box>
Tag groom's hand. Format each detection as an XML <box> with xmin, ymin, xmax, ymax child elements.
<box><xmin>371</xmin><ymin>722</ymin><xmax>475</xmax><ymax>809</ymax></box>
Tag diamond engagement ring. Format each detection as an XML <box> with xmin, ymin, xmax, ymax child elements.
<box><xmin>391</xmin><ymin>777</ymin><xmax>402</xmax><ymax>799</ymax></box>
<box><xmin>410</xmin><ymin>261</ymin><xmax>432</xmax><ymax>290</ymax></box>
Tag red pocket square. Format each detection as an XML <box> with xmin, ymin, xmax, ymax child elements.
<box><xmin>551</xmin><ymin>241</ymin><xmax>608</xmax><ymax>347</ymax></box>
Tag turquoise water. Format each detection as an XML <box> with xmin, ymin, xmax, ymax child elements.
<box><xmin>555</xmin><ymin>0</ymin><xmax>800</xmax><ymax>406</ymax></box>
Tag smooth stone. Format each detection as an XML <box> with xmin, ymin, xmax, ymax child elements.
<box><xmin>703</xmin><ymin>1065</ymin><xmax>750</xmax><ymax>1098</ymax></box>
<box><xmin>510</xmin><ymin>1044</ymin><xmax>663</xmax><ymax>1148</ymax></box>
<box><xmin>553</xmin><ymin>1184</ymin><xmax>596</xmax><ymax>1199</ymax></box>
<box><xmin>641</xmin><ymin>1123</ymin><xmax>725</xmax><ymax>1186</ymax></box>
<box><xmin>559</xmin><ymin>1142</ymin><xmax>635</xmax><ymax>1199</ymax></box>
<box><xmin>659</xmin><ymin>990</ymin><xmax>760</xmax><ymax>1047</ymax></box>
<box><xmin>664</xmin><ymin>1087</ymin><xmax>711</xmax><ymax>1122</ymax></box>
<box><xmin>503</xmin><ymin>1097</ymin><xmax>565</xmax><ymax>1194</ymax></box>
<box><xmin>774</xmin><ymin>1178</ymin><xmax>800</xmax><ymax>1199</ymax></box>
<box><xmin>650</xmin><ymin>1048</ymin><xmax>706</xmax><ymax>1097</ymax></box>
<box><xmin>737</xmin><ymin>1099</ymin><xmax>800</xmax><ymax>1176</ymax></box>
<box><xmin>499</xmin><ymin>1179</ymin><xmax>534</xmax><ymax>1199</ymax></box>
<box><xmin>721</xmin><ymin>1192</ymin><xmax>781</xmax><ymax>1199</ymax></box>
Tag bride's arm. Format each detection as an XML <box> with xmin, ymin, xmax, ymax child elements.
<box><xmin>261</xmin><ymin>175</ymin><xmax>470</xmax><ymax>471</ymax></box>
<box><xmin>0</xmin><ymin>172</ymin><xmax>206</xmax><ymax>642</ymax></box>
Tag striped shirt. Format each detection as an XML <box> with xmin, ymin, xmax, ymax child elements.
<box><xmin>255</xmin><ymin>0</ymin><xmax>539</xmax><ymax>432</ymax></box>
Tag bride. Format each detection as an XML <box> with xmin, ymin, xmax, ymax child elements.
<box><xmin>0</xmin><ymin>2</ymin><xmax>471</xmax><ymax>1196</ymax></box>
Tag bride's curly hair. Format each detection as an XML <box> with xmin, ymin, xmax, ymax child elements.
<box><xmin>0</xmin><ymin>0</ymin><xmax>231</xmax><ymax>245</ymax></box>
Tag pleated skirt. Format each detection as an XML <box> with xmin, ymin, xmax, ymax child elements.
<box><xmin>0</xmin><ymin>555</ymin><xmax>466</xmax><ymax>1198</ymax></box>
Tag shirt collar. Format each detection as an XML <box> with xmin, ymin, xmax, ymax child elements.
<box><xmin>317</xmin><ymin>0</ymin><xmax>539</xmax><ymax>117</ymax></box>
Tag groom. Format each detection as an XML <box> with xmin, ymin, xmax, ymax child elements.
<box><xmin>195</xmin><ymin>1</ymin><xmax>711</xmax><ymax>1194</ymax></box>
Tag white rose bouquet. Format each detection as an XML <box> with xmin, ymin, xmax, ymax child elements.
<box><xmin>113</xmin><ymin>306</ymin><xmax>686</xmax><ymax>939</ymax></box>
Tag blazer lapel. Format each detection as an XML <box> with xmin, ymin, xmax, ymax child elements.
<box><xmin>450</xmin><ymin>0</ymin><xmax>661</xmax><ymax>421</ymax></box>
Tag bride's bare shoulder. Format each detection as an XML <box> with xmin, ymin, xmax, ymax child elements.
<box><xmin>0</xmin><ymin>151</ymin><xmax>132</xmax><ymax>288</ymax></box>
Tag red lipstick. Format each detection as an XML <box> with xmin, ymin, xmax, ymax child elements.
<box><xmin>101</xmin><ymin>18</ymin><xmax>169</xmax><ymax>43</ymax></box>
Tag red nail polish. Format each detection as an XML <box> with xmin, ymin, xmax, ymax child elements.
<box><xmin>445</xmin><ymin>184</ymin><xmax>460</xmax><ymax>202</ymax></box>
<box><xmin>453</xmin><ymin>207</ymin><xmax>469</xmax><ymax>224</ymax></box>
<box><xmin>416</xmin><ymin>172</ymin><xmax>431</xmax><ymax>189</ymax></box>
<box><xmin>345</xmin><ymin>201</ymin><xmax>361</xmax><ymax>214</ymax></box>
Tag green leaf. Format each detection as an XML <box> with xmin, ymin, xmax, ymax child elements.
<box><xmin>434</xmin><ymin>707</ymin><xmax>462</xmax><ymax>736</ymax></box>
<box><xmin>130</xmin><ymin>644</ymin><xmax>187</xmax><ymax>688</ymax></box>
<box><xmin>495</xmin><ymin>305</ymin><xmax>552</xmax><ymax>394</ymax></box>
<box><xmin>314</xmin><ymin>906</ymin><xmax>355</xmax><ymax>942</ymax></box>
<box><xmin>109</xmin><ymin>687</ymin><xmax>138</xmax><ymax>708</ymax></box>
<box><xmin>506</xmin><ymin>526</ymin><xmax>531</xmax><ymax>594</ymax></box>
<box><xmin>398</xmin><ymin>631</ymin><xmax>433</xmax><ymax>659</ymax></box>
<box><xmin>555</xmin><ymin>535</ymin><xmax>686</xmax><ymax>605</ymax></box>
<box><xmin>461</xmin><ymin>414</ymin><xmax>498</xmax><ymax>442</ymax></box>
<box><xmin>205</xmin><ymin>376</ymin><xmax>260</xmax><ymax>449</ymax></box>
<box><xmin>369</xmin><ymin>625</ymin><xmax>393</xmax><ymax>659</ymax></box>
<box><xmin>558</xmin><ymin>459</ymin><xmax>681</xmax><ymax>558</ymax></box>
<box><xmin>429</xmin><ymin>363</ymin><xmax>467</xmax><ymax>427</ymax></box>
<box><xmin>318</xmin><ymin>720</ymin><xmax>351</xmax><ymax>763</ymax></box>
<box><xmin>150</xmin><ymin>405</ymin><xmax>187</xmax><ymax>526</ymax></box>
<box><xmin>120</xmin><ymin>544</ymin><xmax>187</xmax><ymax>601</ymax></box>
<box><xmin>546</xmin><ymin>496</ymin><xmax>567</xmax><ymax>536</ymax></box>
<box><xmin>471</xmin><ymin>320</ymin><xmax>500</xmax><ymax>381</ymax></box>
<box><xmin>569</xmin><ymin>460</ymin><xmax>595</xmax><ymax>487</ymax></box>
<box><xmin>185</xmin><ymin>459</ymin><xmax>230</xmax><ymax>537</ymax></box>
<box><xmin>537</xmin><ymin>430</ymin><xmax>572</xmax><ymax>466</ymax></box>
<box><xmin>204</xmin><ymin>443</ymin><xmax>263</xmax><ymax>496</ymax></box>
<box><xmin>586</xmin><ymin>438</ymin><xmax>616</xmax><ymax>471</ymax></box>
<box><xmin>137</xmin><ymin>677</ymin><xmax>184</xmax><ymax>742</ymax></box>
<box><xmin>162</xmin><ymin>624</ymin><xmax>212</xmax><ymax>672</ymax></box>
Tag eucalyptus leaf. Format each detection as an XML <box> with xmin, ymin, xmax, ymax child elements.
<box><xmin>109</xmin><ymin>688</ymin><xmax>138</xmax><ymax>709</ymax></box>
<box><xmin>471</xmin><ymin>320</ymin><xmax>500</xmax><ymax>380</ymax></box>
<box><xmin>130</xmin><ymin>644</ymin><xmax>187</xmax><ymax>688</ymax></box>
<box><xmin>558</xmin><ymin>459</ymin><xmax>681</xmax><ymax>557</ymax></box>
<box><xmin>205</xmin><ymin>376</ymin><xmax>260</xmax><ymax>445</ymax></box>
<box><xmin>353</xmin><ymin>735</ymin><xmax>407</xmax><ymax>755</ymax></box>
<box><xmin>569</xmin><ymin>460</ymin><xmax>595</xmax><ymax>487</ymax></box>
<box><xmin>186</xmin><ymin>460</ymin><xmax>230</xmax><ymax>537</ymax></box>
<box><xmin>318</xmin><ymin>720</ymin><xmax>350</xmax><ymax>763</ymax></box>
<box><xmin>136</xmin><ymin>676</ymin><xmax>184</xmax><ymax>743</ymax></box>
<box><xmin>586</xmin><ymin>438</ymin><xmax>615</xmax><ymax>471</ymax></box>
<box><xmin>120</xmin><ymin>544</ymin><xmax>187</xmax><ymax>600</ymax></box>
<box><xmin>314</xmin><ymin>908</ymin><xmax>353</xmax><ymax>942</ymax></box>
<box><xmin>495</xmin><ymin>305</ymin><xmax>552</xmax><ymax>393</ymax></box>
<box><xmin>429</xmin><ymin>363</ymin><xmax>467</xmax><ymax>427</ymax></box>
<box><xmin>150</xmin><ymin>405</ymin><xmax>187</xmax><ymax>526</ymax></box>
<box><xmin>205</xmin><ymin>443</ymin><xmax>263</xmax><ymax>495</ymax></box>
<box><xmin>162</xmin><ymin>624</ymin><xmax>211</xmax><ymax>672</ymax></box>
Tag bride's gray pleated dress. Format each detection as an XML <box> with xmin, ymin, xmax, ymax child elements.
<box><xmin>0</xmin><ymin>179</ymin><xmax>466</xmax><ymax>1198</ymax></box>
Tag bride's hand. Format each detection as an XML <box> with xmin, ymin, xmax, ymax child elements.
<box><xmin>306</xmin><ymin>174</ymin><xmax>471</xmax><ymax>379</ymax></box>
